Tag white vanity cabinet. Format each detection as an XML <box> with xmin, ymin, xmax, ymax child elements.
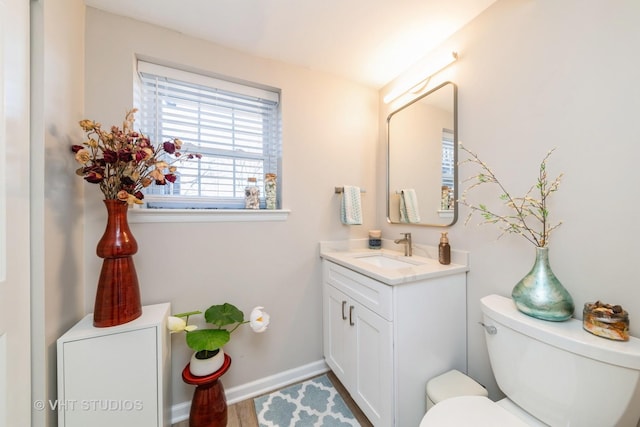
<box><xmin>324</xmin><ymin>276</ymin><xmax>394</xmax><ymax>425</ymax></box>
<box><xmin>57</xmin><ymin>303</ymin><xmax>171</xmax><ymax>427</ymax></box>
<box><xmin>322</xmin><ymin>260</ymin><xmax>467</xmax><ymax>427</ymax></box>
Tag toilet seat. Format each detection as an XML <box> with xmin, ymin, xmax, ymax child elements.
<box><xmin>419</xmin><ymin>396</ymin><xmax>531</xmax><ymax>426</ymax></box>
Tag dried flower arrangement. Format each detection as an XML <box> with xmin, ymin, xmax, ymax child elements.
<box><xmin>71</xmin><ymin>108</ymin><xmax>200</xmax><ymax>204</ymax></box>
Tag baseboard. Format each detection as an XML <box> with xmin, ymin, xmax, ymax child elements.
<box><xmin>170</xmin><ymin>401</ymin><xmax>192</xmax><ymax>425</ymax></box>
<box><xmin>171</xmin><ymin>359</ymin><xmax>329</xmax><ymax>424</ymax></box>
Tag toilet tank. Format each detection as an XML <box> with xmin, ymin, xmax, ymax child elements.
<box><xmin>481</xmin><ymin>294</ymin><xmax>640</xmax><ymax>427</ymax></box>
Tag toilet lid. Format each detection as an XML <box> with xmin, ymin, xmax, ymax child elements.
<box><xmin>420</xmin><ymin>396</ymin><xmax>531</xmax><ymax>427</ymax></box>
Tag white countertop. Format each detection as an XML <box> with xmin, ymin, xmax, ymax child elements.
<box><xmin>320</xmin><ymin>239</ymin><xmax>469</xmax><ymax>285</ymax></box>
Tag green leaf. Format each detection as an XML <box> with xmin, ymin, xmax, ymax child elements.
<box><xmin>185</xmin><ymin>329</ymin><xmax>230</xmax><ymax>352</ymax></box>
<box><xmin>204</xmin><ymin>303</ymin><xmax>244</xmax><ymax>327</ymax></box>
<box><xmin>174</xmin><ymin>310</ymin><xmax>202</xmax><ymax>318</ymax></box>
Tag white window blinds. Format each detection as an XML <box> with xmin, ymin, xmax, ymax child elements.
<box><xmin>441</xmin><ymin>128</ymin><xmax>455</xmax><ymax>190</ymax></box>
<box><xmin>136</xmin><ymin>61</ymin><xmax>281</xmax><ymax>209</ymax></box>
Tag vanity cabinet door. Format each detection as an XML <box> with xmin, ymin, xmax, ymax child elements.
<box><xmin>323</xmin><ymin>283</ymin><xmax>352</xmax><ymax>385</ymax></box>
<box><xmin>323</xmin><ymin>280</ymin><xmax>393</xmax><ymax>426</ymax></box>
<box><xmin>350</xmin><ymin>298</ymin><xmax>393</xmax><ymax>427</ymax></box>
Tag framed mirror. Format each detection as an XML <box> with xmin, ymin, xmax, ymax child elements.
<box><xmin>386</xmin><ymin>81</ymin><xmax>457</xmax><ymax>227</ymax></box>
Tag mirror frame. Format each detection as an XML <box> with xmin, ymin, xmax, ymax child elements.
<box><xmin>386</xmin><ymin>81</ymin><xmax>458</xmax><ymax>227</ymax></box>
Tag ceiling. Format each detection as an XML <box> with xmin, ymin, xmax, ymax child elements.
<box><xmin>85</xmin><ymin>0</ymin><xmax>496</xmax><ymax>88</ymax></box>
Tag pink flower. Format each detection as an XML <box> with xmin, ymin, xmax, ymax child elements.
<box><xmin>163</xmin><ymin>141</ymin><xmax>176</xmax><ymax>154</ymax></box>
<box><xmin>117</xmin><ymin>149</ymin><xmax>132</xmax><ymax>162</ymax></box>
<box><xmin>103</xmin><ymin>149</ymin><xmax>118</xmax><ymax>164</ymax></box>
<box><xmin>84</xmin><ymin>171</ymin><xmax>103</xmax><ymax>184</ymax></box>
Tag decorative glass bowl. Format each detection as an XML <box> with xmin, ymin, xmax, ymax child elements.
<box><xmin>583</xmin><ymin>301</ymin><xmax>629</xmax><ymax>341</ymax></box>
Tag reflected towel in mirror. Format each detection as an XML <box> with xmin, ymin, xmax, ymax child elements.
<box><xmin>340</xmin><ymin>185</ymin><xmax>363</xmax><ymax>225</ymax></box>
<box><xmin>400</xmin><ymin>189</ymin><xmax>421</xmax><ymax>223</ymax></box>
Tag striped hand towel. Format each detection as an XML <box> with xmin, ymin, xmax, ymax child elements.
<box><xmin>400</xmin><ymin>189</ymin><xmax>421</xmax><ymax>223</ymax></box>
<box><xmin>340</xmin><ymin>186</ymin><xmax>363</xmax><ymax>225</ymax></box>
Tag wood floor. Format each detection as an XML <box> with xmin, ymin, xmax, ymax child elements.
<box><xmin>172</xmin><ymin>371</ymin><xmax>373</xmax><ymax>427</ymax></box>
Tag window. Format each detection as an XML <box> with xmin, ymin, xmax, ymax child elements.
<box><xmin>136</xmin><ymin>61</ymin><xmax>281</xmax><ymax>209</ymax></box>
<box><xmin>441</xmin><ymin>128</ymin><xmax>455</xmax><ymax>190</ymax></box>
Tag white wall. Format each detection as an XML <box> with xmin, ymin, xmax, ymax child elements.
<box><xmin>30</xmin><ymin>1</ymin><xmax>86</xmax><ymax>426</ymax></box>
<box><xmin>83</xmin><ymin>8</ymin><xmax>379</xmax><ymax>409</ymax></box>
<box><xmin>380</xmin><ymin>0</ymin><xmax>640</xmax><ymax>399</ymax></box>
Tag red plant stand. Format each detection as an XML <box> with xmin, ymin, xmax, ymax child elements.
<box><xmin>182</xmin><ymin>354</ymin><xmax>232</xmax><ymax>427</ymax></box>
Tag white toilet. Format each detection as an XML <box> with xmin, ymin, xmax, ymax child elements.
<box><xmin>420</xmin><ymin>294</ymin><xmax>640</xmax><ymax>426</ymax></box>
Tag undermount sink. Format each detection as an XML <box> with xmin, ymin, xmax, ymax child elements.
<box><xmin>319</xmin><ymin>243</ymin><xmax>469</xmax><ymax>285</ymax></box>
<box><xmin>354</xmin><ymin>254</ymin><xmax>419</xmax><ymax>269</ymax></box>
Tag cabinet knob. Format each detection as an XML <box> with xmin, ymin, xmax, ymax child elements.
<box><xmin>342</xmin><ymin>301</ymin><xmax>347</xmax><ymax>320</ymax></box>
<box><xmin>349</xmin><ymin>305</ymin><xmax>355</xmax><ymax>326</ymax></box>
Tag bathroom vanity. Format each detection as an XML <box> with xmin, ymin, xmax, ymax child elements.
<box><xmin>320</xmin><ymin>242</ymin><xmax>468</xmax><ymax>427</ymax></box>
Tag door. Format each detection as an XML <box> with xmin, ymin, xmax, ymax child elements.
<box><xmin>323</xmin><ymin>284</ymin><xmax>351</xmax><ymax>385</ymax></box>
<box><xmin>351</xmin><ymin>301</ymin><xmax>393</xmax><ymax>427</ymax></box>
<box><xmin>0</xmin><ymin>0</ymin><xmax>32</xmax><ymax>425</ymax></box>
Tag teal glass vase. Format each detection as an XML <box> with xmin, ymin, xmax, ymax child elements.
<box><xmin>512</xmin><ymin>246</ymin><xmax>574</xmax><ymax>321</ymax></box>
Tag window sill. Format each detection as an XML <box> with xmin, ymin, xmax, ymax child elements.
<box><xmin>438</xmin><ymin>209</ymin><xmax>454</xmax><ymax>219</ymax></box>
<box><xmin>128</xmin><ymin>208</ymin><xmax>291</xmax><ymax>224</ymax></box>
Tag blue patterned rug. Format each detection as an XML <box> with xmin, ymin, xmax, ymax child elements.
<box><xmin>254</xmin><ymin>374</ymin><xmax>361</xmax><ymax>427</ymax></box>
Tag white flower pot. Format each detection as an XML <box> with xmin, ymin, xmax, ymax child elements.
<box><xmin>189</xmin><ymin>348</ymin><xmax>225</xmax><ymax>377</ymax></box>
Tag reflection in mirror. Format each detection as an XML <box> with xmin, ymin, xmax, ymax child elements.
<box><xmin>387</xmin><ymin>81</ymin><xmax>457</xmax><ymax>227</ymax></box>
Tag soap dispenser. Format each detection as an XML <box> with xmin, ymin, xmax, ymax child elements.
<box><xmin>439</xmin><ymin>232</ymin><xmax>451</xmax><ymax>265</ymax></box>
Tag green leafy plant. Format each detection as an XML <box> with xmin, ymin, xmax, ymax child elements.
<box><xmin>168</xmin><ymin>303</ymin><xmax>270</xmax><ymax>358</ymax></box>
<box><xmin>458</xmin><ymin>144</ymin><xmax>563</xmax><ymax>247</ymax></box>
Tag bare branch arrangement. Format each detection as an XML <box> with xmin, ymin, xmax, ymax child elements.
<box><xmin>458</xmin><ymin>144</ymin><xmax>563</xmax><ymax>247</ymax></box>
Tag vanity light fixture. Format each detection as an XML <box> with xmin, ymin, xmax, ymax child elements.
<box><xmin>383</xmin><ymin>51</ymin><xmax>458</xmax><ymax>104</ymax></box>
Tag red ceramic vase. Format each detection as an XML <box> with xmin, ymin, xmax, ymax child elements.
<box><xmin>93</xmin><ymin>199</ymin><xmax>142</xmax><ymax>327</ymax></box>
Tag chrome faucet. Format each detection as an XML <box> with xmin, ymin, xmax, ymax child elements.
<box><xmin>394</xmin><ymin>233</ymin><xmax>412</xmax><ymax>256</ymax></box>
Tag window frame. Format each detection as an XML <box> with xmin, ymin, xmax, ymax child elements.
<box><xmin>135</xmin><ymin>61</ymin><xmax>283</xmax><ymax>214</ymax></box>
<box><xmin>441</xmin><ymin>128</ymin><xmax>455</xmax><ymax>190</ymax></box>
